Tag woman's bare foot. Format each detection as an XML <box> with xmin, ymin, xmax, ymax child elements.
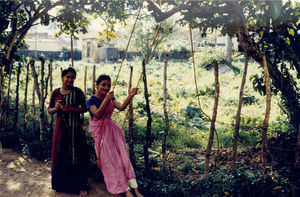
<box><xmin>79</xmin><ymin>190</ymin><xmax>88</xmax><ymax>197</ymax></box>
<box><xmin>133</xmin><ymin>188</ymin><xmax>143</xmax><ymax>197</ymax></box>
<box><xmin>125</xmin><ymin>189</ymin><xmax>134</xmax><ymax>197</ymax></box>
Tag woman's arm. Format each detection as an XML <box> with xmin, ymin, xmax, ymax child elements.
<box><xmin>48</xmin><ymin>100</ymin><xmax>62</xmax><ymax>114</ymax></box>
<box><xmin>114</xmin><ymin>88</ymin><xmax>138</xmax><ymax>111</ymax></box>
<box><xmin>60</xmin><ymin>105</ymin><xmax>87</xmax><ymax>113</ymax></box>
<box><xmin>48</xmin><ymin>89</ymin><xmax>61</xmax><ymax>114</ymax></box>
<box><xmin>61</xmin><ymin>88</ymin><xmax>87</xmax><ymax>113</ymax></box>
<box><xmin>89</xmin><ymin>92</ymin><xmax>114</xmax><ymax>118</ymax></box>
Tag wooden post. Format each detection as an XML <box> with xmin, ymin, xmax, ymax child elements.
<box><xmin>162</xmin><ymin>54</ymin><xmax>170</xmax><ymax>171</ymax></box>
<box><xmin>204</xmin><ymin>61</ymin><xmax>220</xmax><ymax>179</ymax></box>
<box><xmin>30</xmin><ymin>60</ymin><xmax>36</xmax><ymax>131</ymax></box>
<box><xmin>142</xmin><ymin>60</ymin><xmax>152</xmax><ymax>174</ymax></box>
<box><xmin>24</xmin><ymin>63</ymin><xmax>29</xmax><ymax>129</ymax></box>
<box><xmin>84</xmin><ymin>66</ymin><xmax>87</xmax><ymax>96</ymax></box>
<box><xmin>30</xmin><ymin>59</ymin><xmax>43</xmax><ymax>138</ymax></box>
<box><xmin>39</xmin><ymin>57</ymin><xmax>45</xmax><ymax>141</ymax></box>
<box><xmin>232</xmin><ymin>54</ymin><xmax>249</xmax><ymax>174</ymax></box>
<box><xmin>49</xmin><ymin>59</ymin><xmax>54</xmax><ymax>133</ymax></box>
<box><xmin>93</xmin><ymin>65</ymin><xmax>96</xmax><ymax>95</ymax></box>
<box><xmin>4</xmin><ymin>63</ymin><xmax>13</xmax><ymax>130</ymax></box>
<box><xmin>13</xmin><ymin>62</ymin><xmax>22</xmax><ymax>130</ymax></box>
<box><xmin>128</xmin><ymin>65</ymin><xmax>135</xmax><ymax>166</ymax></box>
<box><xmin>71</xmin><ymin>34</ymin><xmax>74</xmax><ymax>67</ymax></box>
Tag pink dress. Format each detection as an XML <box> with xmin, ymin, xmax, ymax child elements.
<box><xmin>88</xmin><ymin>99</ymin><xmax>136</xmax><ymax>194</ymax></box>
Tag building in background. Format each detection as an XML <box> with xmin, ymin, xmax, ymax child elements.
<box><xmin>82</xmin><ymin>32</ymin><xmax>119</xmax><ymax>63</ymax></box>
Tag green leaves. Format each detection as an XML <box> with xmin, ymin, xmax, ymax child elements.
<box><xmin>55</xmin><ymin>3</ymin><xmax>90</xmax><ymax>39</ymax></box>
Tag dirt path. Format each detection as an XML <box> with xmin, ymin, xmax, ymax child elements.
<box><xmin>0</xmin><ymin>148</ymin><xmax>123</xmax><ymax>197</ymax></box>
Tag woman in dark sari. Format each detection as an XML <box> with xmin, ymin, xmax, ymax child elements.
<box><xmin>48</xmin><ymin>67</ymin><xmax>89</xmax><ymax>196</ymax></box>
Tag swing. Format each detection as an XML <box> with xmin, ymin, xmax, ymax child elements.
<box><xmin>104</xmin><ymin>6</ymin><xmax>163</xmax><ymax>128</ymax></box>
<box><xmin>120</xmin><ymin>21</ymin><xmax>163</xmax><ymax>129</ymax></box>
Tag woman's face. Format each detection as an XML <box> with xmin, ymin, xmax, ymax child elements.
<box><xmin>62</xmin><ymin>72</ymin><xmax>76</xmax><ymax>88</ymax></box>
<box><xmin>97</xmin><ymin>80</ymin><xmax>111</xmax><ymax>96</ymax></box>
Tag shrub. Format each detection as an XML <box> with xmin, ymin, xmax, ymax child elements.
<box><xmin>194</xmin><ymin>47</ymin><xmax>226</xmax><ymax>70</ymax></box>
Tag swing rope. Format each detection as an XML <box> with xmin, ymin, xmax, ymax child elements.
<box><xmin>121</xmin><ymin>21</ymin><xmax>163</xmax><ymax>129</ymax></box>
<box><xmin>112</xmin><ymin>6</ymin><xmax>142</xmax><ymax>91</ymax></box>
<box><xmin>189</xmin><ymin>24</ymin><xmax>211</xmax><ymax>121</ymax></box>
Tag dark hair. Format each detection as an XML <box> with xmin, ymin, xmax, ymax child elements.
<box><xmin>96</xmin><ymin>74</ymin><xmax>111</xmax><ymax>85</ymax></box>
<box><xmin>61</xmin><ymin>67</ymin><xmax>76</xmax><ymax>78</ymax></box>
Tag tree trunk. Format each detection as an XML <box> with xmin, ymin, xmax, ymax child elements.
<box><xmin>71</xmin><ymin>34</ymin><xmax>74</xmax><ymax>67</ymax></box>
<box><xmin>39</xmin><ymin>57</ymin><xmax>45</xmax><ymax>141</ymax></box>
<box><xmin>225</xmin><ymin>35</ymin><xmax>233</xmax><ymax>66</ymax></box>
<box><xmin>13</xmin><ymin>62</ymin><xmax>22</xmax><ymax>130</ymax></box>
<box><xmin>93</xmin><ymin>65</ymin><xmax>96</xmax><ymax>95</ymax></box>
<box><xmin>232</xmin><ymin>54</ymin><xmax>249</xmax><ymax>174</ymax></box>
<box><xmin>0</xmin><ymin>0</ymin><xmax>65</xmax><ymax>75</ymax></box>
<box><xmin>162</xmin><ymin>54</ymin><xmax>170</xmax><ymax>171</ymax></box>
<box><xmin>142</xmin><ymin>60</ymin><xmax>152</xmax><ymax>174</ymax></box>
<box><xmin>261</xmin><ymin>53</ymin><xmax>271</xmax><ymax>179</ymax></box>
<box><xmin>235</xmin><ymin>27</ymin><xmax>300</xmax><ymax>130</ymax></box>
<box><xmin>204</xmin><ymin>61</ymin><xmax>220</xmax><ymax>179</ymax></box>
<box><xmin>128</xmin><ymin>65</ymin><xmax>135</xmax><ymax>166</ymax></box>
<box><xmin>29</xmin><ymin>60</ymin><xmax>42</xmax><ymax>135</ymax></box>
<box><xmin>24</xmin><ymin>62</ymin><xmax>29</xmax><ymax>129</ymax></box>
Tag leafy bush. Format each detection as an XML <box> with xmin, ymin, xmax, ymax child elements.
<box><xmin>242</xmin><ymin>93</ymin><xmax>259</xmax><ymax>105</ymax></box>
<box><xmin>194</xmin><ymin>47</ymin><xmax>226</xmax><ymax>70</ymax></box>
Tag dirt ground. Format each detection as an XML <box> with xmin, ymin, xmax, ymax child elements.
<box><xmin>0</xmin><ymin>148</ymin><xmax>123</xmax><ymax>197</ymax></box>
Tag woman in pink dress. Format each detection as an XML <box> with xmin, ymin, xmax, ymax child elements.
<box><xmin>87</xmin><ymin>74</ymin><xmax>143</xmax><ymax>197</ymax></box>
